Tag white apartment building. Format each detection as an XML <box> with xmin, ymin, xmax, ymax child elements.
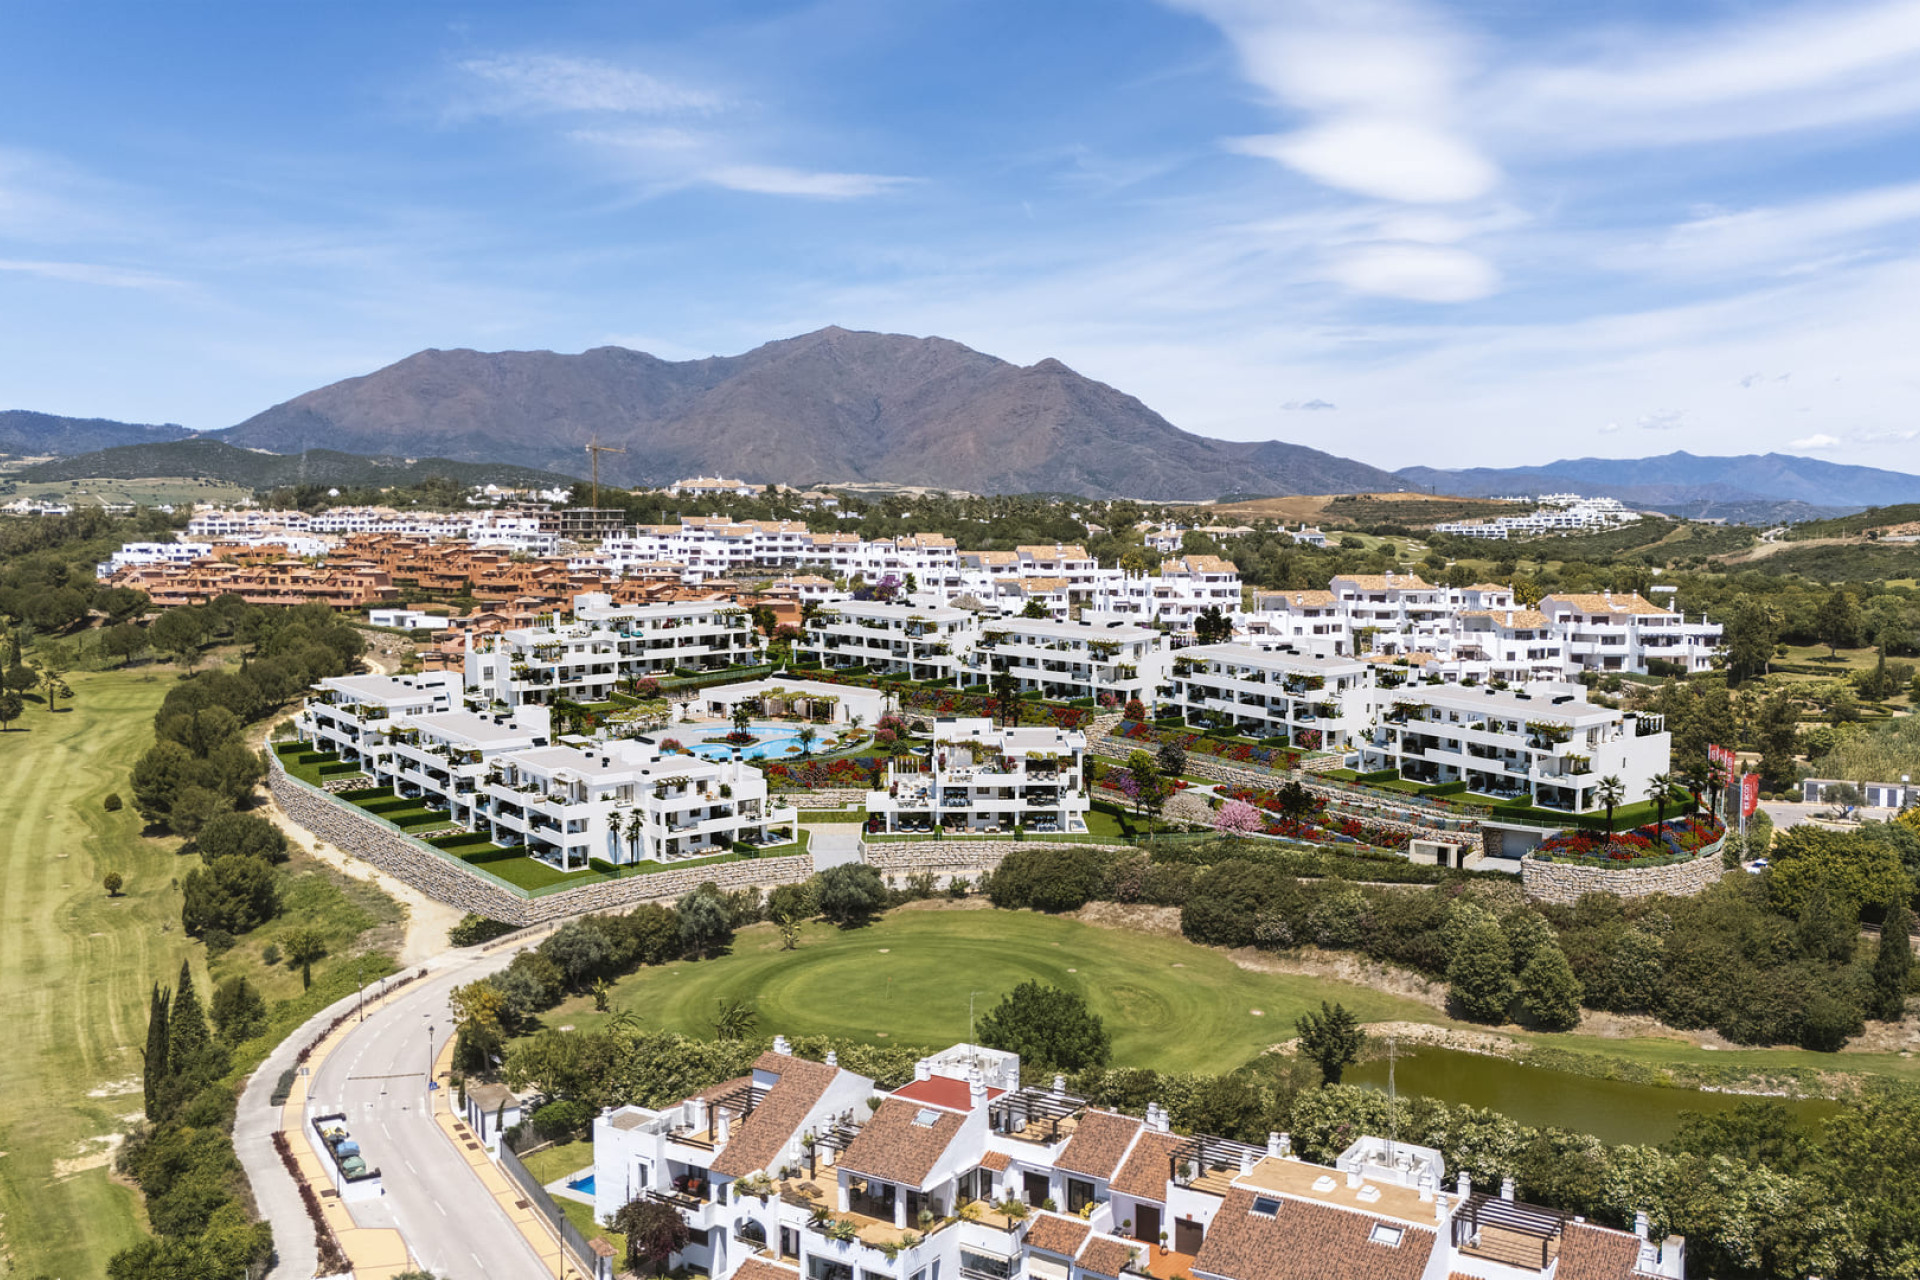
<box><xmin>589</xmin><ymin>1038</ymin><xmax>1682</xmax><ymax>1280</ymax></box>
<box><xmin>1165</xmin><ymin>645</ymin><xmax>1373</xmax><ymax>751</ymax></box>
<box><xmin>1434</xmin><ymin>495</ymin><xmax>1643</xmax><ymax>540</ymax></box>
<box><xmin>466</xmin><ymin>596</ymin><xmax>760</xmax><ymax>707</ymax></box>
<box><xmin>801</xmin><ymin>602</ymin><xmax>978</xmax><ymax>683</ymax></box>
<box><xmin>1360</xmin><ymin>682</ymin><xmax>1671</xmax><ymax>812</ymax></box>
<box><xmin>963</xmin><ymin>618</ymin><xmax>1167</xmax><ymax>706</ymax></box>
<box><xmin>867</xmin><ymin>716</ymin><xmax>1089</xmax><ymax>836</ymax></box>
<box><xmin>97</xmin><ymin>541</ymin><xmax>214</xmax><ymax>577</ymax></box>
<box><xmin>1243</xmin><ymin>590</ymin><xmax>1350</xmax><ymax>657</ymax></box>
<box><xmin>1537</xmin><ymin>592</ymin><xmax>1722</xmax><ymax>675</ymax></box>
<box><xmin>669</xmin><ymin>476</ymin><xmax>764</xmax><ymax>497</ymax></box>
<box><xmin>295</xmin><ymin>676</ymin><xmax>794</xmax><ymax>868</ymax></box>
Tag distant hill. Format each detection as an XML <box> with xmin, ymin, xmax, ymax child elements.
<box><xmin>0</xmin><ymin>409</ymin><xmax>194</xmax><ymax>456</ymax></box>
<box><xmin>1395</xmin><ymin>452</ymin><xmax>1920</xmax><ymax>514</ymax></box>
<box><xmin>215</xmin><ymin>327</ymin><xmax>1402</xmax><ymax>500</ymax></box>
<box><xmin>16</xmin><ymin>438</ymin><xmax>581</xmax><ymax>492</ymax></box>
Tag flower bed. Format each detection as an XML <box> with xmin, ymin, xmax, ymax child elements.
<box><xmin>1533</xmin><ymin>813</ymin><xmax>1724</xmax><ymax>865</ymax></box>
<box><xmin>760</xmin><ymin>757</ymin><xmax>887</xmax><ymax>790</ymax></box>
<box><xmin>1216</xmin><ymin>784</ymin><xmax>1412</xmax><ymax>851</ymax></box>
<box><xmin>1109</xmin><ymin>720</ymin><xmax>1300</xmax><ymax>770</ymax></box>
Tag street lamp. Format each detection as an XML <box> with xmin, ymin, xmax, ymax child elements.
<box><xmin>427</xmin><ymin>1023</ymin><xmax>436</xmax><ymax>1095</ymax></box>
<box><xmin>1903</xmin><ymin>775</ymin><xmax>1911</xmax><ymax>811</ymax></box>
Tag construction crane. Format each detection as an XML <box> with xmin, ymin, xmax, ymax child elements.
<box><xmin>584</xmin><ymin>437</ymin><xmax>627</xmax><ymax>511</ymax></box>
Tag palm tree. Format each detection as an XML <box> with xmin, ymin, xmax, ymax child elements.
<box><xmin>797</xmin><ymin>725</ymin><xmax>817</xmax><ymax>757</ymax></box>
<box><xmin>624</xmin><ymin>809</ymin><xmax>645</xmax><ymax>861</ymax></box>
<box><xmin>1595</xmin><ymin>774</ymin><xmax>1627</xmax><ymax>844</ymax></box>
<box><xmin>1646</xmin><ymin>772</ymin><xmax>1674</xmax><ymax>831</ymax></box>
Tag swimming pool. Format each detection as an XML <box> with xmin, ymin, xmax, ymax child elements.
<box><xmin>683</xmin><ymin>724</ymin><xmax>812</xmax><ymax>761</ymax></box>
<box><xmin>568</xmin><ymin>1172</ymin><xmax>596</xmax><ymax>1195</ymax></box>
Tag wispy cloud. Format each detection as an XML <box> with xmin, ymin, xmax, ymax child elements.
<box><xmin>0</xmin><ymin>258</ymin><xmax>181</xmax><ymax>290</ymax></box>
<box><xmin>1282</xmin><ymin>398</ymin><xmax>1337</xmax><ymax>411</ymax></box>
<box><xmin>456</xmin><ymin>54</ymin><xmax>722</xmax><ymax>117</ymax></box>
<box><xmin>1790</xmin><ymin>433</ymin><xmax>1843</xmax><ymax>449</ymax></box>
<box><xmin>1638</xmin><ymin>409</ymin><xmax>1687</xmax><ymax>431</ymax></box>
<box><xmin>1325</xmin><ymin>243</ymin><xmax>1498</xmax><ymax>302</ymax></box>
<box><xmin>703</xmin><ymin>166</ymin><xmax>911</xmax><ymax>200</ymax></box>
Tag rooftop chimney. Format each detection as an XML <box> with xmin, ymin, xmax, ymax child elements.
<box><xmin>1500</xmin><ymin>1177</ymin><xmax>1515</xmax><ymax>1202</ymax></box>
<box><xmin>715</xmin><ymin>1108</ymin><xmax>731</xmax><ymax>1144</ymax></box>
<box><xmin>689</xmin><ymin>1097</ymin><xmax>708</xmax><ymax>1132</ymax></box>
<box><xmin>1457</xmin><ymin>1172</ymin><xmax>1471</xmax><ymax>1199</ymax></box>
<box><xmin>914</xmin><ymin>1058</ymin><xmax>932</xmax><ymax>1081</ymax></box>
<box><xmin>1051</xmin><ymin>1075</ymin><xmax>1066</xmax><ymax>1097</ymax></box>
<box><xmin>1418</xmin><ymin>1168</ymin><xmax>1435</xmax><ymax>1203</ymax></box>
<box><xmin>1635</xmin><ymin>1211</ymin><xmax>1650</xmax><ymax>1241</ymax></box>
<box><xmin>772</xmin><ymin>1035</ymin><xmax>792</xmax><ymax>1056</ymax></box>
<box><xmin>1239</xmin><ymin>1149</ymin><xmax>1256</xmax><ymax>1174</ymax></box>
<box><xmin>1435</xmin><ymin>1192</ymin><xmax>1448</xmax><ymax>1224</ymax></box>
<box><xmin>825</xmin><ymin>1050</ymin><xmax>838</xmax><ymax>1067</ymax></box>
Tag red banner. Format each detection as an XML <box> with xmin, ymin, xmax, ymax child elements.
<box><xmin>1708</xmin><ymin>744</ymin><xmax>1738</xmax><ymax>788</ymax></box>
<box><xmin>1741</xmin><ymin>772</ymin><xmax>1760</xmax><ymax>817</ymax></box>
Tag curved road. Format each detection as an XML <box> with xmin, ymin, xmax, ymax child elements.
<box><xmin>239</xmin><ymin>942</ymin><xmax>553</xmax><ymax>1279</ymax></box>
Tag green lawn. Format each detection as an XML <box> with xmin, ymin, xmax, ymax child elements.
<box><xmin>0</xmin><ymin>670</ymin><xmax>201</xmax><ymax>1279</ymax></box>
<box><xmin>576</xmin><ymin>907</ymin><xmax>1439</xmax><ymax>1075</ymax></box>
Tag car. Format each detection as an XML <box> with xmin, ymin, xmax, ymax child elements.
<box><xmin>1745</xmin><ymin>857</ymin><xmax>1769</xmax><ymax>874</ymax></box>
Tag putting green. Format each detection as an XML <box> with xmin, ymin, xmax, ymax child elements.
<box><xmin>591</xmin><ymin>905</ymin><xmax>1440</xmax><ymax>1074</ymax></box>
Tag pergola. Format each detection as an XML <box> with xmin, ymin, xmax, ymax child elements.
<box><xmin>988</xmin><ymin>1086</ymin><xmax>1087</xmax><ymax>1143</ymax></box>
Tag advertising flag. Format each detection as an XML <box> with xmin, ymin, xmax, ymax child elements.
<box><xmin>1741</xmin><ymin>772</ymin><xmax>1760</xmax><ymax>817</ymax></box>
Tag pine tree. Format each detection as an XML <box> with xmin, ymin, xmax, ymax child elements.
<box><xmin>141</xmin><ymin>982</ymin><xmax>170</xmax><ymax>1121</ymax></box>
<box><xmin>1873</xmin><ymin>900</ymin><xmax>1914</xmax><ymax>1022</ymax></box>
<box><xmin>1448</xmin><ymin>918</ymin><xmax>1516</xmax><ymax>1023</ymax></box>
<box><xmin>1295</xmin><ymin>1001</ymin><xmax>1368</xmax><ymax>1084</ymax></box>
<box><xmin>1518</xmin><ymin>943</ymin><xmax>1585</xmax><ymax>1031</ymax></box>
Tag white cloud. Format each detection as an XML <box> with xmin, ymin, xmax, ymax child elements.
<box><xmin>1230</xmin><ymin>118</ymin><xmax>1497</xmax><ymax>203</ymax></box>
<box><xmin>1494</xmin><ymin>0</ymin><xmax>1920</xmax><ymax>150</ymax></box>
<box><xmin>1599</xmin><ymin>421</ymin><xmax>1622</xmax><ymax>434</ymax></box>
<box><xmin>0</xmin><ymin>258</ymin><xmax>181</xmax><ymax>290</ymax></box>
<box><xmin>1790</xmin><ymin>433</ymin><xmax>1844</xmax><ymax>449</ymax></box>
<box><xmin>702</xmin><ymin>166</ymin><xmax>910</xmax><ymax>200</ymax></box>
<box><xmin>1620</xmin><ymin>181</ymin><xmax>1920</xmax><ymax>277</ymax></box>
<box><xmin>1325</xmin><ymin>243</ymin><xmax>1498</xmax><ymax>302</ymax></box>
<box><xmin>457</xmin><ymin>54</ymin><xmax>721</xmax><ymax>116</ymax></box>
<box><xmin>1172</xmin><ymin>0</ymin><xmax>1499</xmax><ymax>204</ymax></box>
<box><xmin>1637</xmin><ymin>409</ymin><xmax>1686</xmax><ymax>431</ymax></box>
<box><xmin>1282</xmin><ymin>398</ymin><xmax>1337</xmax><ymax>411</ymax></box>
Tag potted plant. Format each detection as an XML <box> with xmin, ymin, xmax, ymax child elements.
<box><xmin>1159</xmin><ymin>1231</ymin><xmax>1169</xmax><ymax>1256</ymax></box>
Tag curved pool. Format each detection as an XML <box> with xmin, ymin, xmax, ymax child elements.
<box><xmin>681</xmin><ymin>724</ymin><xmax>814</xmax><ymax>761</ymax></box>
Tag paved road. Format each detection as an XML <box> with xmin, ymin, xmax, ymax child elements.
<box><xmin>307</xmin><ymin>953</ymin><xmax>548</xmax><ymax>1279</ymax></box>
<box><xmin>237</xmin><ymin>941</ymin><xmax>548</xmax><ymax>1280</ymax></box>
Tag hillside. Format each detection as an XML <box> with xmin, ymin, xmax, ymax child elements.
<box><xmin>16</xmin><ymin>438</ymin><xmax>580</xmax><ymax>492</ymax></box>
<box><xmin>0</xmin><ymin>410</ymin><xmax>193</xmax><ymax>457</ymax></box>
<box><xmin>1396</xmin><ymin>452</ymin><xmax>1920</xmax><ymax>514</ymax></box>
<box><xmin>216</xmin><ymin>327</ymin><xmax>1402</xmax><ymax>500</ymax></box>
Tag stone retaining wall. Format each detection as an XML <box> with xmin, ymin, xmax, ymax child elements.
<box><xmin>781</xmin><ymin>789</ymin><xmax>869</xmax><ymax>809</ymax></box>
<box><xmin>270</xmin><ymin>766</ymin><xmax>814</xmax><ymax>926</ymax></box>
<box><xmin>863</xmin><ymin>839</ymin><xmax>1130</xmax><ymax>881</ymax></box>
<box><xmin>1520</xmin><ymin>841</ymin><xmax>1724</xmax><ymax>905</ymax></box>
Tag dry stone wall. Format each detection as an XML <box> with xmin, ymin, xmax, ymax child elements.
<box><xmin>864</xmin><ymin>839</ymin><xmax>1131</xmax><ymax>882</ymax></box>
<box><xmin>1520</xmin><ymin>842</ymin><xmax>1725</xmax><ymax>905</ymax></box>
<box><xmin>270</xmin><ymin>765</ymin><xmax>813</xmax><ymax>926</ymax></box>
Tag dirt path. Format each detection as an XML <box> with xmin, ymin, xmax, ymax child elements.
<box><xmin>1716</xmin><ymin>535</ymin><xmax>1854</xmax><ymax>564</ymax></box>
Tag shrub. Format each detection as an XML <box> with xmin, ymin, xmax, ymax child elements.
<box><xmin>986</xmin><ymin>846</ymin><xmax>1112</xmax><ymax>913</ymax></box>
<box><xmin>103</xmin><ymin>792</ymin><xmax>123</xmax><ymax>811</ymax></box>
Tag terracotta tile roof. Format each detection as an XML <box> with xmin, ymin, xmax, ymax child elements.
<box><xmin>710</xmin><ymin>1053</ymin><xmax>841</xmax><ymax>1177</ymax></box>
<box><xmin>1464</xmin><ymin>582</ymin><xmax>1508</xmax><ymax>592</ymax></box>
<box><xmin>1019</xmin><ymin>577</ymin><xmax>1070</xmax><ymax>594</ymax></box>
<box><xmin>1192</xmin><ymin>1188</ymin><xmax>1435</xmax><ymax>1280</ymax></box>
<box><xmin>838</xmin><ymin>1098</ymin><xmax>965</xmax><ymax>1188</ymax></box>
<box><xmin>1077</xmin><ymin>1237</ymin><xmax>1138</xmax><ymax>1278</ymax></box>
<box><xmin>1460</xmin><ymin>609</ymin><xmax>1549</xmax><ymax>629</ymax></box>
<box><xmin>1333</xmin><ymin>574</ymin><xmax>1434</xmax><ymax>591</ymax></box>
<box><xmin>1017</xmin><ymin>544</ymin><xmax>1091</xmax><ymax>559</ymax></box>
<box><xmin>697</xmin><ymin>1075</ymin><xmax>753</xmax><ymax>1103</ymax></box>
<box><xmin>1026</xmin><ymin>1213</ymin><xmax>1093</xmax><ymax>1257</ymax></box>
<box><xmin>1539</xmin><ymin>592</ymin><xmax>1668</xmax><ymax>616</ymax></box>
<box><xmin>978</xmin><ymin>1151</ymin><xmax>1011</xmax><ymax>1172</ymax></box>
<box><xmin>1256</xmin><ymin>590</ymin><xmax>1337</xmax><ymax>609</ymax></box>
<box><xmin>1056</xmin><ymin>1111</ymin><xmax>1143</xmax><ymax>1181</ymax></box>
<box><xmin>733</xmin><ymin>1260</ymin><xmax>803</xmax><ymax>1280</ymax></box>
<box><xmin>966</xmin><ymin>550</ymin><xmax>1019</xmax><ymax>565</ymax></box>
<box><xmin>1170</xmin><ymin>555</ymin><xmax>1238</xmax><ymax>574</ymax></box>
<box><xmin>1109</xmin><ymin>1130</ymin><xmax>1183</xmax><ymax>1201</ymax></box>
<box><xmin>1556</xmin><ymin>1223</ymin><xmax>1644</xmax><ymax>1280</ymax></box>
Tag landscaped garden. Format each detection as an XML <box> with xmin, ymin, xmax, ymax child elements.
<box><xmin>1531</xmin><ymin>813</ymin><xmax>1726</xmax><ymax>866</ymax></box>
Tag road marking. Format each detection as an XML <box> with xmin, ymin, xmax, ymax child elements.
<box><xmin>406</xmin><ymin>1159</ymin><xmax>419</xmax><ymax>1173</ymax></box>
<box><xmin>435</xmin><ymin>1199</ymin><xmax>448</xmax><ymax>1216</ymax></box>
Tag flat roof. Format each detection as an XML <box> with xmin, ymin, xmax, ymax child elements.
<box><xmin>1400</xmin><ymin>684</ymin><xmax>1617</xmax><ymax>723</ymax></box>
<box><xmin>409</xmin><ymin>709</ymin><xmax>545</xmax><ymax>748</ymax></box>
<box><xmin>1181</xmin><ymin>643</ymin><xmax>1366</xmax><ymax>675</ymax></box>
<box><xmin>987</xmin><ymin>618</ymin><xmax>1158</xmax><ymax>641</ymax></box>
<box><xmin>1234</xmin><ymin>1156</ymin><xmax>1433</xmax><ymax>1227</ymax></box>
<box><xmin>320</xmin><ymin>673</ymin><xmax>459</xmax><ymax>703</ymax></box>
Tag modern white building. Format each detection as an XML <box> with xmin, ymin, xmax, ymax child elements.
<box><xmin>867</xmin><ymin>716</ymin><xmax>1089</xmax><ymax>836</ymax></box>
<box><xmin>1165</xmin><ymin>645</ymin><xmax>1373</xmax><ymax>751</ymax></box>
<box><xmin>294</xmin><ymin>674</ymin><xmax>796</xmax><ymax>868</ymax></box>
<box><xmin>368</xmin><ymin>608</ymin><xmax>452</xmax><ymax>631</ymax></box>
<box><xmin>1360</xmin><ymin>682</ymin><xmax>1671</xmax><ymax>812</ymax></box>
<box><xmin>1537</xmin><ymin>593</ymin><xmax>1722</xmax><ymax>676</ymax></box>
<box><xmin>467</xmin><ymin>596</ymin><xmax>761</xmax><ymax>707</ymax></box>
<box><xmin>97</xmin><ymin>541</ymin><xmax>214</xmax><ymax>577</ymax></box>
<box><xmin>963</xmin><ymin>618</ymin><xmax>1167</xmax><ymax>706</ymax></box>
<box><xmin>800</xmin><ymin>602</ymin><xmax>978</xmax><ymax>683</ymax></box>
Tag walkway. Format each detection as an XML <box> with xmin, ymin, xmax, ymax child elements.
<box><xmin>807</xmin><ymin>825</ymin><xmax>865</xmax><ymax>870</ymax></box>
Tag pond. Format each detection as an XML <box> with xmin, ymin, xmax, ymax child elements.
<box><xmin>1343</xmin><ymin>1045</ymin><xmax>1839</xmax><ymax>1146</ymax></box>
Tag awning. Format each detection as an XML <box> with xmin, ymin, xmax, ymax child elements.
<box><xmin>1028</xmin><ymin>1259</ymin><xmax>1070</xmax><ymax>1280</ymax></box>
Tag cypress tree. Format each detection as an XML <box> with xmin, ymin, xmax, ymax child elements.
<box><xmin>167</xmin><ymin>959</ymin><xmax>211</xmax><ymax>1076</ymax></box>
<box><xmin>1518</xmin><ymin>943</ymin><xmax>1585</xmax><ymax>1031</ymax></box>
<box><xmin>1873</xmin><ymin>900</ymin><xmax>1914</xmax><ymax>1022</ymax></box>
<box><xmin>141</xmin><ymin>982</ymin><xmax>170</xmax><ymax>1121</ymax></box>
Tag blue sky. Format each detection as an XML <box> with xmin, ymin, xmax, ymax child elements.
<box><xmin>4</xmin><ymin>0</ymin><xmax>1920</xmax><ymax>470</ymax></box>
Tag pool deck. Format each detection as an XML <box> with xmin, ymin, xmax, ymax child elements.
<box><xmin>544</xmin><ymin>1167</ymin><xmax>597</xmax><ymax>1206</ymax></box>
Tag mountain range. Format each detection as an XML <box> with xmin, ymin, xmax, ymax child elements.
<box><xmin>5</xmin><ymin>327</ymin><xmax>1919</xmax><ymax>513</ymax></box>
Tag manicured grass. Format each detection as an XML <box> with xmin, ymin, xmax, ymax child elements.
<box><xmin>583</xmin><ymin>907</ymin><xmax>1440</xmax><ymax>1075</ymax></box>
<box><xmin>521</xmin><ymin>1136</ymin><xmax>596</xmax><ymax>1185</ymax></box>
<box><xmin>0</xmin><ymin>669</ymin><xmax>200</xmax><ymax>1280</ymax></box>
<box><xmin>470</xmin><ymin>855</ymin><xmax>606</xmax><ymax>891</ymax></box>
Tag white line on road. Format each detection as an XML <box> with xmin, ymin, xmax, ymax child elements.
<box><xmin>435</xmin><ymin>1199</ymin><xmax>448</xmax><ymax>1216</ymax></box>
<box><xmin>406</xmin><ymin>1159</ymin><xmax>419</xmax><ymax>1173</ymax></box>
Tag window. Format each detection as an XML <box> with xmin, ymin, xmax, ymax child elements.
<box><xmin>959</xmin><ymin>1252</ymin><xmax>1011</xmax><ymax>1280</ymax></box>
<box><xmin>1066</xmin><ymin>1178</ymin><xmax>1096</xmax><ymax>1216</ymax></box>
<box><xmin>1250</xmin><ymin>1197</ymin><xmax>1280</xmax><ymax>1217</ymax></box>
<box><xmin>809</xmin><ymin>1259</ymin><xmax>855</xmax><ymax>1280</ymax></box>
<box><xmin>1368</xmin><ymin>1223</ymin><xmax>1404</xmax><ymax>1247</ymax></box>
